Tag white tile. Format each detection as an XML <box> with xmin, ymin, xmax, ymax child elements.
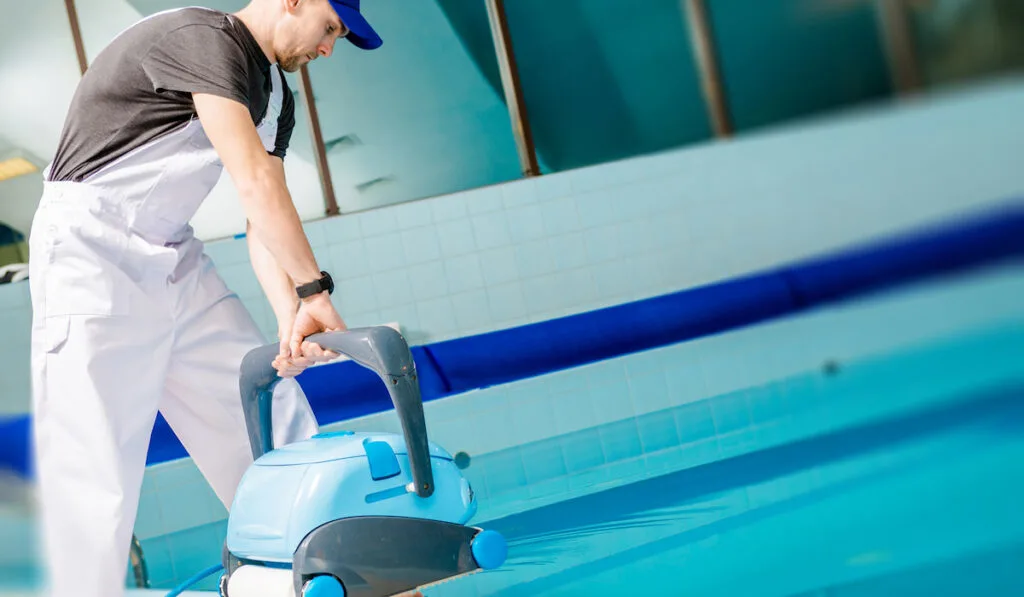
<box><xmin>501</xmin><ymin>179</ymin><xmax>538</xmax><ymax>209</ymax></box>
<box><xmin>444</xmin><ymin>253</ymin><xmax>485</xmax><ymax>294</ymax></box>
<box><xmin>466</xmin><ymin>186</ymin><xmax>504</xmax><ymax>215</ymax></box>
<box><xmin>203</xmin><ymin>239</ymin><xmax>249</xmax><ymax>268</ymax></box>
<box><xmin>329</xmin><ymin>239</ymin><xmax>370</xmax><ymax>278</ymax></box>
<box><xmin>371</xmin><ymin>269</ymin><xmax>413</xmax><ymax>309</ymax></box>
<box><xmin>133</xmin><ymin>489</ymin><xmax>165</xmax><ymax>540</ymax></box>
<box><xmin>430</xmin><ymin>192</ymin><xmax>469</xmax><ymax>222</ymax></box>
<box><xmin>478</xmin><ymin>246</ymin><xmax>521</xmax><ymax>287</ymax></box>
<box><xmin>435</xmin><ymin>219</ymin><xmax>477</xmax><ymax>257</ymax></box>
<box><xmin>533</xmin><ymin>171</ymin><xmax>573</xmax><ymax>201</ymax></box>
<box><xmin>540</xmin><ymin>195</ymin><xmax>582</xmax><ymax>236</ymax></box>
<box><xmin>505</xmin><ymin>204</ymin><xmax>545</xmax><ymax>244</ymax></box>
<box><xmin>486</xmin><ymin>281</ymin><xmax>527</xmax><ymax>322</ymax></box>
<box><xmin>471</xmin><ymin>212</ymin><xmax>513</xmax><ymax>251</ymax></box>
<box><xmin>450</xmin><ymin>289</ymin><xmax>490</xmax><ymax>332</ymax></box>
<box><xmin>320</xmin><ymin>213</ymin><xmax>363</xmax><ymax>243</ymax></box>
<box><xmin>394</xmin><ymin>199</ymin><xmax>434</xmax><ymax>229</ymax></box>
<box><xmin>415</xmin><ymin>297</ymin><xmax>458</xmax><ymax>338</ymax></box>
<box><xmin>407</xmin><ymin>261</ymin><xmax>450</xmax><ymax>301</ymax></box>
<box><xmin>215</xmin><ymin>262</ymin><xmax>261</xmax><ymax>299</ymax></box>
<box><xmin>301</xmin><ymin>219</ymin><xmax>329</xmax><ymax>249</ymax></box>
<box><xmin>628</xmin><ymin>371</ymin><xmax>671</xmax><ymax>416</ymax></box>
<box><xmin>399</xmin><ymin>226</ymin><xmax>442</xmax><ymax>265</ymax></box>
<box><xmin>358</xmin><ymin>207</ymin><xmax>400</xmax><ymax>237</ymax></box>
<box><xmin>550</xmin><ymin>389</ymin><xmax>597</xmax><ymax>436</ymax></box>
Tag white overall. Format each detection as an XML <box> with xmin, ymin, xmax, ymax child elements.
<box><xmin>28</xmin><ymin>68</ymin><xmax>319</xmax><ymax>597</ymax></box>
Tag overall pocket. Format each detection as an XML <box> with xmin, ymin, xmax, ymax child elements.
<box><xmin>39</xmin><ymin>201</ymin><xmax>132</xmax><ymax>318</ymax></box>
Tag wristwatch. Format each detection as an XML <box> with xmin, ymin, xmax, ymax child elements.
<box><xmin>296</xmin><ymin>271</ymin><xmax>334</xmax><ymax>299</ymax></box>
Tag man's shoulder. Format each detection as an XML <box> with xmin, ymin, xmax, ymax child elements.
<box><xmin>118</xmin><ymin>7</ymin><xmax>238</xmax><ymax>50</ymax></box>
<box><xmin>139</xmin><ymin>6</ymin><xmax>232</xmax><ymax>31</ymax></box>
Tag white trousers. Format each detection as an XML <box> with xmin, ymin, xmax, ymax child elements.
<box><xmin>27</xmin><ymin>182</ymin><xmax>319</xmax><ymax>597</ymax></box>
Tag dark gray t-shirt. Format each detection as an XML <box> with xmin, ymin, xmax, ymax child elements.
<box><xmin>47</xmin><ymin>7</ymin><xmax>295</xmax><ymax>183</ymax></box>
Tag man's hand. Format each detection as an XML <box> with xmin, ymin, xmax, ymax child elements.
<box><xmin>289</xmin><ymin>292</ymin><xmax>347</xmax><ymax>356</ymax></box>
<box><xmin>271</xmin><ymin>292</ymin><xmax>347</xmax><ymax>377</ymax></box>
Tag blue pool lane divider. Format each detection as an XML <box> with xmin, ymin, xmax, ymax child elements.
<box><xmin>1</xmin><ymin>201</ymin><xmax>1022</xmax><ymax>477</ymax></box>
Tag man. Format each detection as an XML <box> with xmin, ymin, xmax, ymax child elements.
<box><xmin>28</xmin><ymin>1</ymin><xmax>381</xmax><ymax>596</ymax></box>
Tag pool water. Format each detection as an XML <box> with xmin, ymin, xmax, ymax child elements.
<box><xmin>446</xmin><ymin>384</ymin><xmax>1024</xmax><ymax>597</ymax></box>
<box><xmin>416</xmin><ymin>326</ymin><xmax>1024</xmax><ymax>596</ymax></box>
<box><xmin>10</xmin><ymin>404</ymin><xmax>1024</xmax><ymax>597</ymax></box>
<box><xmin>6</xmin><ymin>318</ymin><xmax>1023</xmax><ymax>597</ymax></box>
<box><xmin>136</xmin><ymin>342</ymin><xmax>1024</xmax><ymax>597</ymax></box>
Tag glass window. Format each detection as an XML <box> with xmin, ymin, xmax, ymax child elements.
<box><xmin>709</xmin><ymin>0</ymin><xmax>894</xmax><ymax>132</ymax></box>
<box><xmin>476</xmin><ymin>0</ymin><xmax>712</xmax><ymax>173</ymax></box>
<box><xmin>305</xmin><ymin>0</ymin><xmax>524</xmax><ymax>214</ymax></box>
<box><xmin>908</xmin><ymin>0</ymin><xmax>1024</xmax><ymax>88</ymax></box>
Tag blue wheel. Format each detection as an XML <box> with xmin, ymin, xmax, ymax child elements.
<box><xmin>301</xmin><ymin>575</ymin><xmax>345</xmax><ymax>597</ymax></box>
<box><xmin>471</xmin><ymin>529</ymin><xmax>507</xmax><ymax>570</ymax></box>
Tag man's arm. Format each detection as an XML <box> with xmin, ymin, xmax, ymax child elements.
<box><xmin>247</xmin><ymin>214</ymin><xmax>298</xmax><ymax>338</ymax></box>
<box><xmin>248</xmin><ymin>214</ymin><xmax>322</xmax><ymax>376</ymax></box>
<box><xmin>192</xmin><ymin>92</ymin><xmax>321</xmax><ymax>286</ymax></box>
<box><xmin>193</xmin><ymin>92</ymin><xmax>345</xmax><ymax>362</ymax></box>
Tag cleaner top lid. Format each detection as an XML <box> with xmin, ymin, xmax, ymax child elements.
<box><xmin>254</xmin><ymin>430</ymin><xmax>453</xmax><ymax>467</ymax></box>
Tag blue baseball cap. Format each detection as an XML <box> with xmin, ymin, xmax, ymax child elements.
<box><xmin>329</xmin><ymin>0</ymin><xmax>382</xmax><ymax>50</ymax></box>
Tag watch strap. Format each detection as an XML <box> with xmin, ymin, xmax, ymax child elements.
<box><xmin>296</xmin><ymin>271</ymin><xmax>333</xmax><ymax>299</ymax></box>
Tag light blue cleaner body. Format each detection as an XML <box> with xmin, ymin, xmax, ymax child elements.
<box><xmin>225</xmin><ymin>430</ymin><xmax>477</xmax><ymax>563</ymax></box>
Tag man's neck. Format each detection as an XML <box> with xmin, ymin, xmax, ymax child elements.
<box><xmin>233</xmin><ymin>4</ymin><xmax>277</xmax><ymax>65</ymax></box>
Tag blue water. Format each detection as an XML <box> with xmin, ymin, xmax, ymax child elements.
<box><xmin>128</xmin><ymin>320</ymin><xmax>1023</xmax><ymax>597</ymax></box>
<box><xmin>424</xmin><ymin>383</ymin><xmax>1024</xmax><ymax>596</ymax></box>
<box><xmin>8</xmin><ymin>320</ymin><xmax>1023</xmax><ymax>597</ymax></box>
<box><xmin>383</xmin><ymin>314</ymin><xmax>1024</xmax><ymax>597</ymax></box>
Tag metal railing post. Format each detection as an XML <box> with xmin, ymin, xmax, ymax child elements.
<box><xmin>129</xmin><ymin>533</ymin><xmax>150</xmax><ymax>588</ymax></box>
<box><xmin>298</xmin><ymin>66</ymin><xmax>341</xmax><ymax>216</ymax></box>
<box><xmin>484</xmin><ymin>0</ymin><xmax>540</xmax><ymax>177</ymax></box>
<box><xmin>876</xmin><ymin>0</ymin><xmax>924</xmax><ymax>95</ymax></box>
<box><xmin>63</xmin><ymin>0</ymin><xmax>88</xmax><ymax>75</ymax></box>
<box><xmin>683</xmin><ymin>0</ymin><xmax>733</xmax><ymax>138</ymax></box>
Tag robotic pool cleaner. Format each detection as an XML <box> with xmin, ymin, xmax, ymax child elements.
<box><xmin>218</xmin><ymin>327</ymin><xmax>507</xmax><ymax>597</ymax></box>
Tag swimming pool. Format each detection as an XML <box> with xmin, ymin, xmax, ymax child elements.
<box><xmin>412</xmin><ymin>324</ymin><xmax>1024</xmax><ymax>596</ymax></box>
<box><xmin>125</xmin><ymin>390</ymin><xmax>1024</xmax><ymax>597</ymax></box>
<box><xmin>129</xmin><ymin>310</ymin><xmax>1024</xmax><ymax>596</ymax></box>
<box><xmin>457</xmin><ymin>382</ymin><xmax>1024</xmax><ymax>596</ymax></box>
<box><xmin>3</xmin><ymin>266</ymin><xmax>1022</xmax><ymax>597</ymax></box>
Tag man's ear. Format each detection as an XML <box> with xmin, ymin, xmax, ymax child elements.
<box><xmin>282</xmin><ymin>0</ymin><xmax>302</xmax><ymax>15</ymax></box>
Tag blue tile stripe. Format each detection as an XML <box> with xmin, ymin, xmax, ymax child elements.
<box><xmin>0</xmin><ymin>202</ymin><xmax>1021</xmax><ymax>477</ymax></box>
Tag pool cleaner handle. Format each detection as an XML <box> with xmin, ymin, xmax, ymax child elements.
<box><xmin>238</xmin><ymin>326</ymin><xmax>436</xmax><ymax>498</ymax></box>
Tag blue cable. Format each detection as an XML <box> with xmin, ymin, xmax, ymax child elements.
<box><xmin>164</xmin><ymin>563</ymin><xmax>223</xmax><ymax>597</ymax></box>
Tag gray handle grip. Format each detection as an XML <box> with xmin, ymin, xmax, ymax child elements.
<box><xmin>239</xmin><ymin>327</ymin><xmax>434</xmax><ymax>498</ymax></box>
